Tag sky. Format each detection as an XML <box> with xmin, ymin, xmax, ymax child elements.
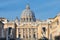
<box><xmin>0</xmin><ymin>0</ymin><xmax>60</xmax><ymax>20</ymax></box>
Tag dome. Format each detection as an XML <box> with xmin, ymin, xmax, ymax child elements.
<box><xmin>57</xmin><ymin>12</ymin><xmax>60</xmax><ymax>16</ymax></box>
<box><xmin>20</xmin><ymin>5</ymin><xmax>36</xmax><ymax>22</ymax></box>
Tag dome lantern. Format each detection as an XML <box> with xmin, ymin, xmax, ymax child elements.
<box><xmin>26</xmin><ymin>4</ymin><xmax>30</xmax><ymax>9</ymax></box>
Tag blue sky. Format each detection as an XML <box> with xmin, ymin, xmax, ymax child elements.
<box><xmin>0</xmin><ymin>0</ymin><xmax>60</xmax><ymax>20</ymax></box>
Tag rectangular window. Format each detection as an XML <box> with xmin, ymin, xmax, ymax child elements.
<box><xmin>57</xmin><ymin>20</ymin><xmax>59</xmax><ymax>25</ymax></box>
<box><xmin>42</xmin><ymin>27</ymin><xmax>46</xmax><ymax>34</ymax></box>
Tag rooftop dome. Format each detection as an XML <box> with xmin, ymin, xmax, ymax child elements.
<box><xmin>57</xmin><ymin>12</ymin><xmax>60</xmax><ymax>16</ymax></box>
<box><xmin>20</xmin><ymin>4</ymin><xmax>36</xmax><ymax>22</ymax></box>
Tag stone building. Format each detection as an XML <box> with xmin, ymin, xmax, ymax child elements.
<box><xmin>0</xmin><ymin>5</ymin><xmax>60</xmax><ymax>40</ymax></box>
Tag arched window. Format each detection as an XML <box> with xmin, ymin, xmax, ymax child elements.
<box><xmin>19</xmin><ymin>34</ymin><xmax>21</xmax><ymax>38</ymax></box>
<box><xmin>23</xmin><ymin>35</ymin><xmax>25</xmax><ymax>38</ymax></box>
<box><xmin>27</xmin><ymin>18</ymin><xmax>28</xmax><ymax>22</ymax></box>
<box><xmin>57</xmin><ymin>20</ymin><xmax>59</xmax><ymax>25</ymax></box>
<box><xmin>42</xmin><ymin>27</ymin><xmax>46</xmax><ymax>34</ymax></box>
<box><xmin>33</xmin><ymin>34</ymin><xmax>35</xmax><ymax>38</ymax></box>
<box><xmin>30</xmin><ymin>18</ymin><xmax>31</xmax><ymax>22</ymax></box>
<box><xmin>29</xmin><ymin>35</ymin><xmax>31</xmax><ymax>38</ymax></box>
<box><xmin>8</xmin><ymin>27</ymin><xmax>12</xmax><ymax>35</ymax></box>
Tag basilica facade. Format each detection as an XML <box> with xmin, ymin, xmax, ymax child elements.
<box><xmin>0</xmin><ymin>5</ymin><xmax>60</xmax><ymax>40</ymax></box>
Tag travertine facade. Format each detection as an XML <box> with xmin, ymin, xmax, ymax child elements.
<box><xmin>0</xmin><ymin>5</ymin><xmax>60</xmax><ymax>40</ymax></box>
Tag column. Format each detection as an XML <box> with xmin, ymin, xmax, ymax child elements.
<box><xmin>29</xmin><ymin>28</ymin><xmax>31</xmax><ymax>38</ymax></box>
<box><xmin>31</xmin><ymin>28</ymin><xmax>33</xmax><ymax>38</ymax></box>
<box><xmin>26</xmin><ymin>28</ymin><xmax>29</xmax><ymax>39</ymax></box>
<box><xmin>1</xmin><ymin>28</ymin><xmax>4</xmax><ymax>38</ymax></box>
<box><xmin>21</xmin><ymin>28</ymin><xmax>23</xmax><ymax>38</ymax></box>
<box><xmin>16</xmin><ymin>28</ymin><xmax>18</xmax><ymax>38</ymax></box>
